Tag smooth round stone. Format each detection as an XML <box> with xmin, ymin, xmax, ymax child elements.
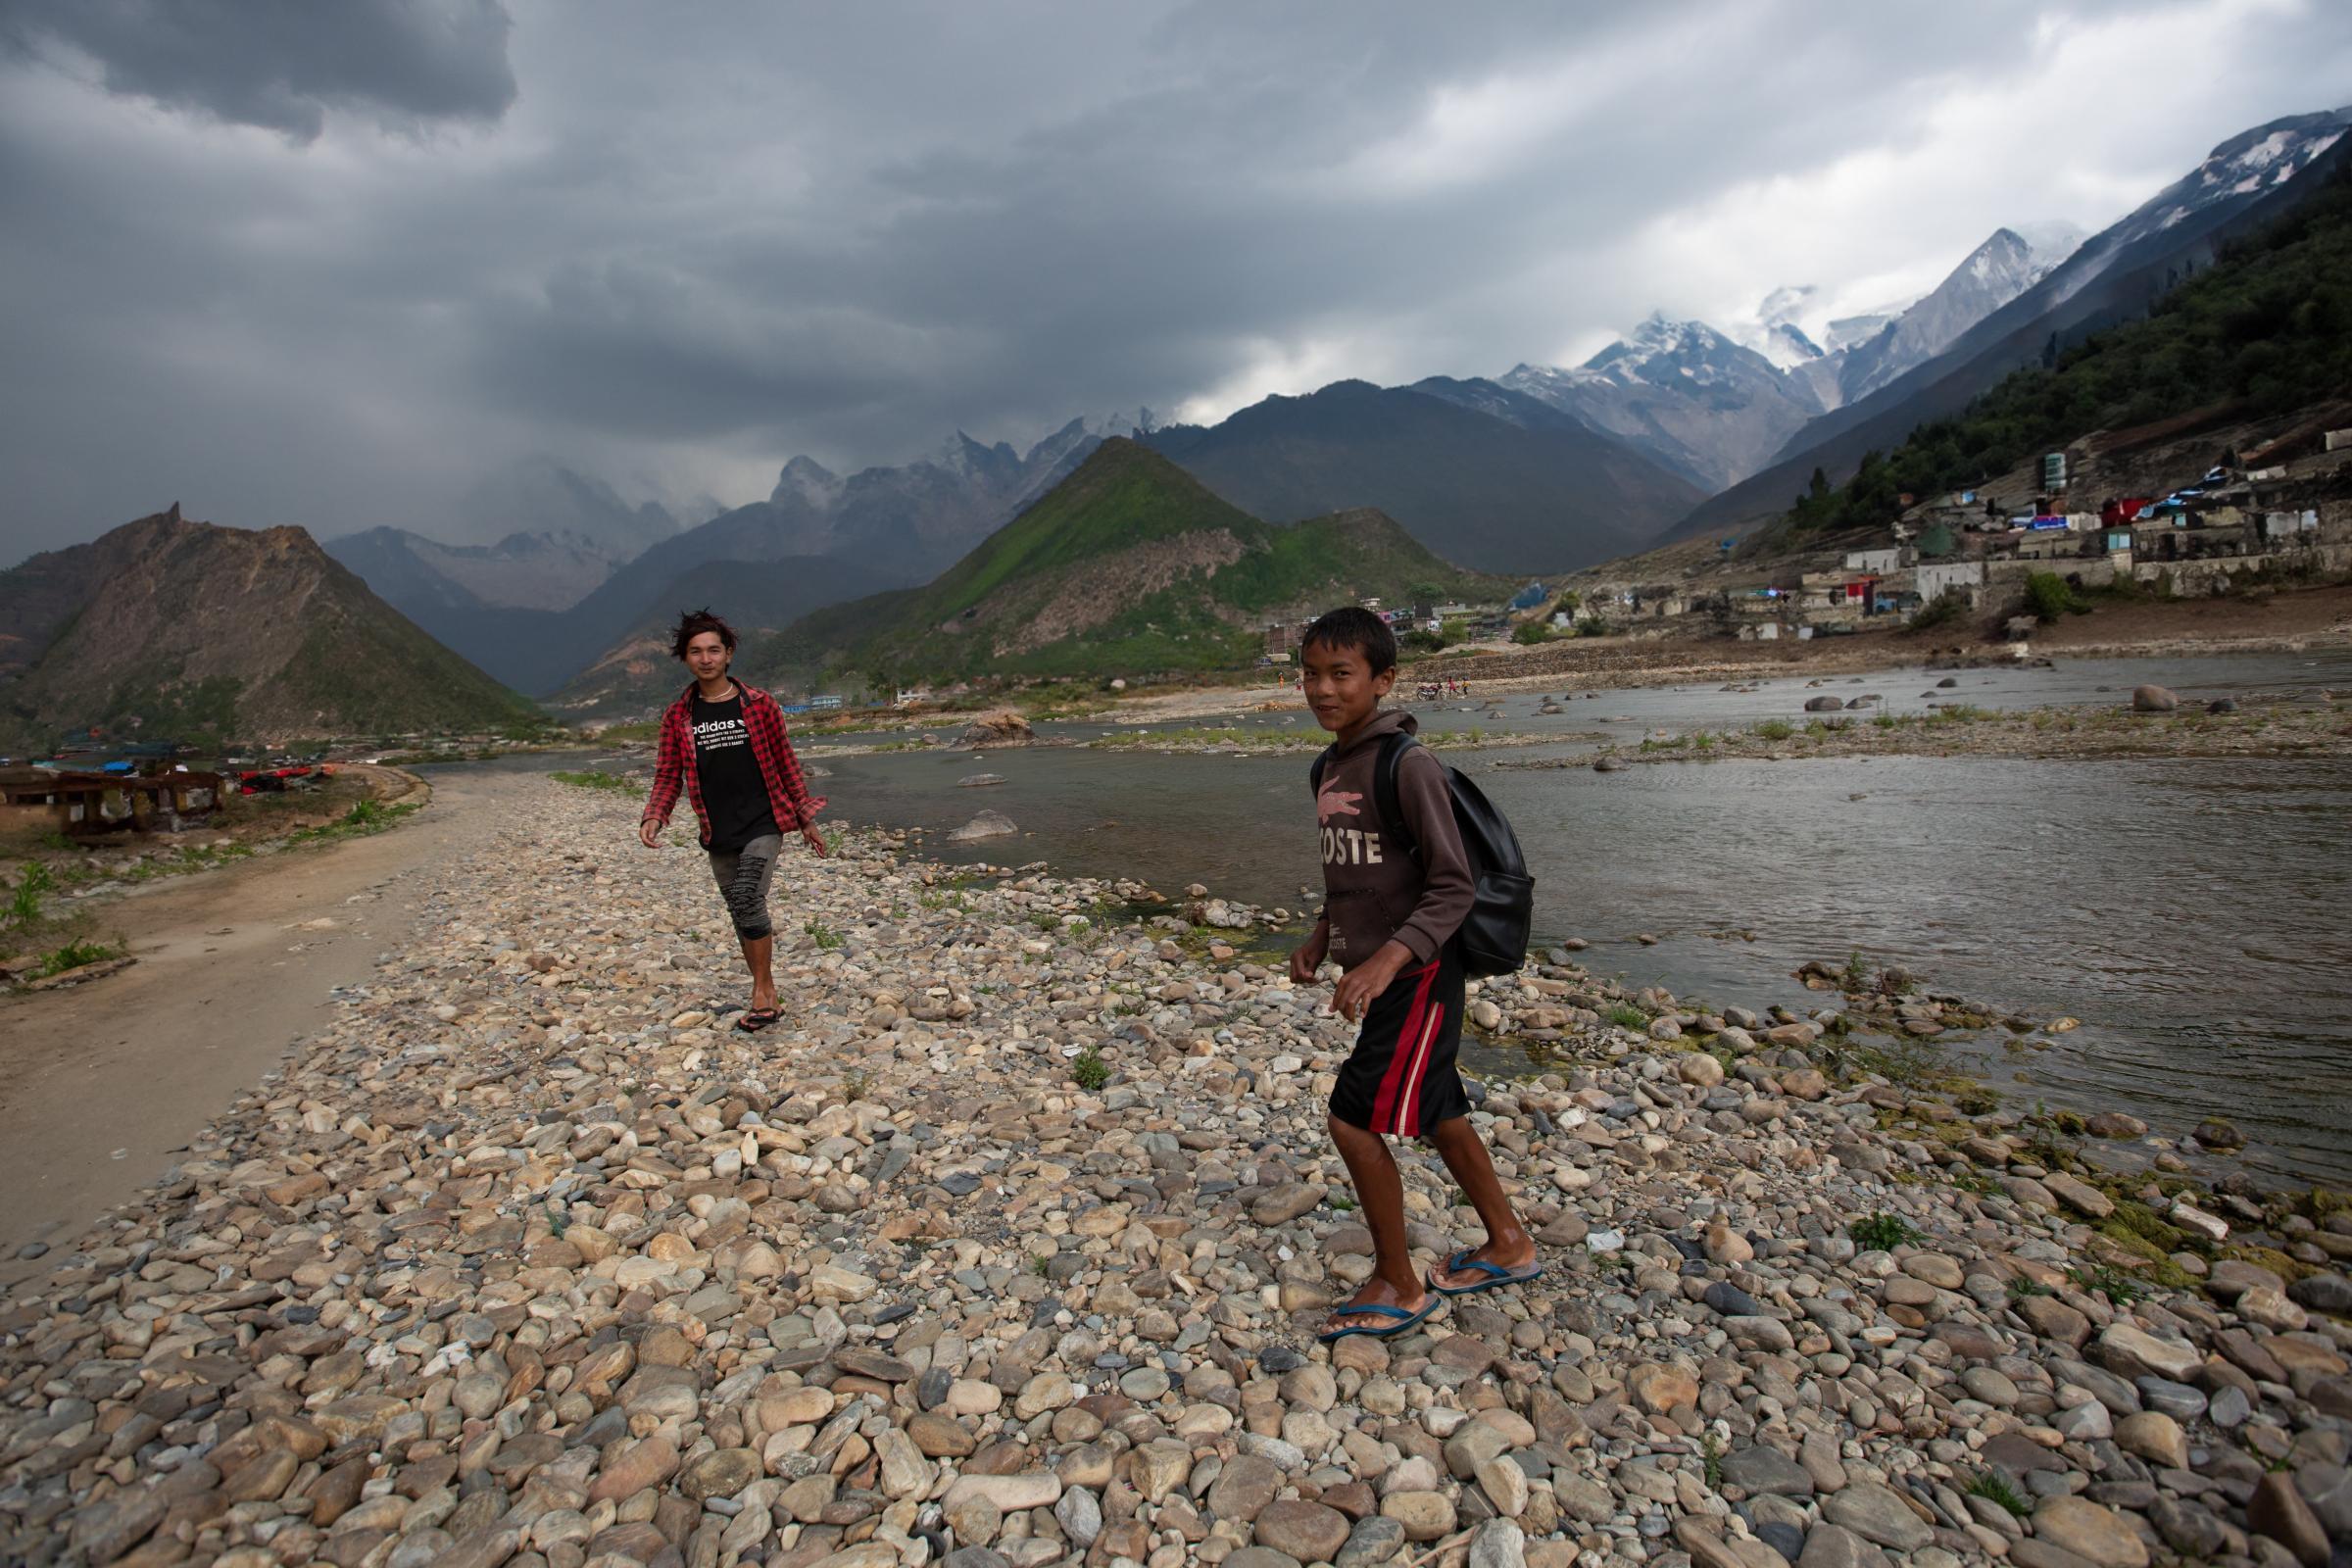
<box><xmin>1120</xmin><ymin>1367</ymin><xmax>1172</xmax><ymax>1401</ymax></box>
<box><xmin>1962</xmin><ymin>1367</ymin><xmax>2021</xmax><ymax>1407</ymax></box>
<box><xmin>2132</xmin><ymin>1376</ymin><xmax>2207</xmax><ymax>1421</ymax></box>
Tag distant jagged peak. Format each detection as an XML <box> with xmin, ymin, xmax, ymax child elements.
<box><xmin>770</xmin><ymin>454</ymin><xmax>845</xmax><ymax>510</ymax></box>
<box><xmin>1575</xmin><ymin>312</ymin><xmax>1788</xmax><ymax>390</ymax></box>
<box><xmin>457</xmin><ymin>456</ymin><xmax>682</xmax><ymax>557</ymax></box>
<box><xmin>929</xmin><ymin>429</ymin><xmax>1022</xmax><ymax>476</ymax></box>
<box><xmin>1822</xmin><ymin>311</ymin><xmax>1899</xmax><ymax>354</ymax></box>
<box><xmin>1727</xmin><ymin>284</ymin><xmax>1828</xmax><ymax>370</ymax></box>
<box><xmin>2008</xmin><ymin>219</ymin><xmax>2087</xmax><ymax>272</ymax></box>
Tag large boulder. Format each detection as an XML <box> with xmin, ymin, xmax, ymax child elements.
<box><xmin>1804</xmin><ymin>696</ymin><xmax>1844</xmax><ymax>711</ymax></box>
<box><xmin>2132</xmin><ymin>685</ymin><xmax>2179</xmax><ymax>712</ymax></box>
<box><xmin>949</xmin><ymin>810</ymin><xmax>1018</xmax><ymax>842</ymax></box>
<box><xmin>953</xmin><ymin>710</ymin><xmax>1035</xmax><ymax>749</ymax></box>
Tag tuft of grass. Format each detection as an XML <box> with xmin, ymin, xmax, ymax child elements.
<box><xmin>2067</xmin><ymin>1261</ymin><xmax>2150</xmax><ymax>1304</ymax></box>
<box><xmin>841</xmin><ymin>1068</ymin><xmax>870</xmax><ymax>1102</ymax></box>
<box><xmin>38</xmin><ymin>938</ymin><xmax>122</xmax><ymax>977</ymax></box>
<box><xmin>804</xmin><ymin>918</ymin><xmax>844</xmax><ymax>951</ymax></box>
<box><xmin>1701</xmin><ymin>1432</ymin><xmax>1724</xmax><ymax>1490</ymax></box>
<box><xmin>1071</xmin><ymin>1047</ymin><xmax>1109</xmax><ymax>1091</ymax></box>
<box><xmin>1327</xmin><ymin>1192</ymin><xmax>1357</xmax><ymax>1213</ymax></box>
<box><xmin>1752</xmin><ymin>718</ymin><xmax>1794</xmax><ymax>742</ymax></box>
<box><xmin>2006</xmin><ymin>1275</ymin><xmax>2054</xmax><ymax>1299</ymax></box>
<box><xmin>7</xmin><ymin>861</ymin><xmax>54</xmax><ymax>930</ymax></box>
<box><xmin>550</xmin><ymin>769</ymin><xmax>637</xmax><ymax>794</ymax></box>
<box><xmin>1848</xmin><ymin>1211</ymin><xmax>1924</xmax><ymax>1251</ymax></box>
<box><xmin>1963</xmin><ymin>1471</ymin><xmax>2032</xmax><ymax>1518</ymax></box>
<box><xmin>1606</xmin><ymin>1003</ymin><xmax>1648</xmax><ymax>1031</ymax></box>
<box><xmin>281</xmin><ymin>799</ymin><xmax>421</xmax><ymax>847</ymax></box>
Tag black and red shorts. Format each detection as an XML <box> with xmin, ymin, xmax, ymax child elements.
<box><xmin>1330</xmin><ymin>944</ymin><xmax>1469</xmax><ymax>1139</ymax></box>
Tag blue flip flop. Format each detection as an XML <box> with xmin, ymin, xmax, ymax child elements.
<box><xmin>1317</xmin><ymin>1294</ymin><xmax>1444</xmax><ymax>1343</ymax></box>
<box><xmin>1428</xmin><ymin>1250</ymin><xmax>1544</xmax><ymax>1297</ymax></box>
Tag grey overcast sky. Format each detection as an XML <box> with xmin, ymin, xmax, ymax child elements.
<box><xmin>3</xmin><ymin>0</ymin><xmax>2349</xmax><ymax>558</ymax></box>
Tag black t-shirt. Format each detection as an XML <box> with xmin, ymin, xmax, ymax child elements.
<box><xmin>690</xmin><ymin>691</ymin><xmax>778</xmax><ymax>853</ymax></box>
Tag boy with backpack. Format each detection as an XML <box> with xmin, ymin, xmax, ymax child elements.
<box><xmin>1291</xmin><ymin>607</ymin><xmax>1540</xmax><ymax>1341</ymax></box>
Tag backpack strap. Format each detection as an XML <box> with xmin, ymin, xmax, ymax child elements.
<box><xmin>1373</xmin><ymin>731</ymin><xmax>1421</xmax><ymax>860</ymax></box>
<box><xmin>1308</xmin><ymin>744</ymin><xmax>1335</xmax><ymax>796</ymax></box>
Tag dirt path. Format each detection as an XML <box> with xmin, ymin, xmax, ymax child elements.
<box><xmin>0</xmin><ymin>768</ymin><xmax>527</xmax><ymax>1291</ymax></box>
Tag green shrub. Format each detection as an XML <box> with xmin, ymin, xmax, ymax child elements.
<box><xmin>2025</xmin><ymin>571</ymin><xmax>2087</xmax><ymax>622</ymax></box>
<box><xmin>803</xmin><ymin>919</ymin><xmax>844</xmax><ymax>951</ymax></box>
<box><xmin>1510</xmin><ymin>620</ymin><xmax>1553</xmax><ymax>646</ymax></box>
<box><xmin>1909</xmin><ymin>588</ymin><xmax>1973</xmax><ymax>631</ymax></box>
<box><xmin>1753</xmin><ymin>718</ymin><xmax>1794</xmax><ymax>741</ymax></box>
<box><xmin>1848</xmin><ymin>1211</ymin><xmax>1923</xmax><ymax>1251</ymax></box>
<box><xmin>1606</xmin><ymin>1004</ymin><xmax>1648</xmax><ymax>1030</ymax></box>
<box><xmin>1071</xmin><ymin>1047</ymin><xmax>1109</xmax><ymax>1091</ymax></box>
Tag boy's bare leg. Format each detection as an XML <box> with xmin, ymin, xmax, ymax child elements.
<box><xmin>1424</xmin><ymin>1115</ymin><xmax>1537</xmax><ymax>1288</ymax></box>
<box><xmin>742</xmin><ymin>935</ymin><xmax>776</xmax><ymax>1012</ymax></box>
<box><xmin>1326</xmin><ymin>1114</ymin><xmax>1431</xmax><ymax>1330</ymax></box>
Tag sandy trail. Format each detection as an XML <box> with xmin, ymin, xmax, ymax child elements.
<box><xmin>0</xmin><ymin>769</ymin><xmax>524</xmax><ymax>1290</ymax></box>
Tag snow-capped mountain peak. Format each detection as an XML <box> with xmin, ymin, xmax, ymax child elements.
<box><xmin>2009</xmin><ymin>220</ymin><xmax>2087</xmax><ymax>273</ymax></box>
<box><xmin>1578</xmin><ymin>313</ymin><xmax>1778</xmax><ymax>391</ymax></box>
<box><xmin>1730</xmin><ymin>284</ymin><xmax>1829</xmax><ymax>370</ymax></box>
<box><xmin>2056</xmin><ymin>107</ymin><xmax>2349</xmax><ymax>291</ymax></box>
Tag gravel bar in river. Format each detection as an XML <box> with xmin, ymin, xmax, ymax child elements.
<box><xmin>1</xmin><ymin>778</ymin><xmax>2345</xmax><ymax>1568</ymax></box>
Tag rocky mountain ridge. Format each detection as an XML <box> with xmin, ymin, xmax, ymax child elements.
<box><xmin>0</xmin><ymin>506</ymin><xmax>539</xmax><ymax>746</ymax></box>
<box><xmin>1666</xmin><ymin>105</ymin><xmax>2352</xmax><ymax>543</ymax></box>
<box><xmin>1144</xmin><ymin>381</ymin><xmax>1699</xmax><ymax>572</ymax></box>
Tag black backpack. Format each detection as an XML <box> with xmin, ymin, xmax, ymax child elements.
<box><xmin>1309</xmin><ymin>731</ymin><xmax>1535</xmax><ymax>978</ymax></box>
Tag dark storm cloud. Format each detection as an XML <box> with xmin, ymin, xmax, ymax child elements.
<box><xmin>1</xmin><ymin>0</ymin><xmax>515</xmax><ymax>140</ymax></box>
<box><xmin>3</xmin><ymin>0</ymin><xmax>2349</xmax><ymax>558</ymax></box>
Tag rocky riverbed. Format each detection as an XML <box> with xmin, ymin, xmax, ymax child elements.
<box><xmin>2</xmin><ymin>778</ymin><xmax>2346</xmax><ymax>1568</ymax></box>
<box><xmin>1495</xmin><ymin>699</ymin><xmax>2352</xmax><ymax>773</ymax></box>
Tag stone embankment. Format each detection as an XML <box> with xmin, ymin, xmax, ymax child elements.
<box><xmin>2</xmin><ymin>781</ymin><xmax>2345</xmax><ymax>1568</ymax></box>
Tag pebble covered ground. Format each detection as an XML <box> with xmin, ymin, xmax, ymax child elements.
<box><xmin>1</xmin><ymin>778</ymin><xmax>2346</xmax><ymax>1568</ymax></box>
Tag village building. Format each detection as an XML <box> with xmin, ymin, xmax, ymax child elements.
<box><xmin>0</xmin><ymin>766</ymin><xmax>224</xmax><ymax>836</ymax></box>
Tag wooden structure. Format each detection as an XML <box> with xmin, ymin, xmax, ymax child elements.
<box><xmin>0</xmin><ymin>767</ymin><xmax>225</xmax><ymax>836</ymax></box>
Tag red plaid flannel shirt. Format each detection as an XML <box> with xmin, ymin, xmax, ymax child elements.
<box><xmin>642</xmin><ymin>680</ymin><xmax>826</xmax><ymax>845</ymax></box>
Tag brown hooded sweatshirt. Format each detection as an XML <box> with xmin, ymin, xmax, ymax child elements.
<box><xmin>1313</xmin><ymin>709</ymin><xmax>1474</xmax><ymax>970</ymax></box>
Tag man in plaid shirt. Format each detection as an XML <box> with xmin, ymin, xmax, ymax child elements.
<box><xmin>638</xmin><ymin>609</ymin><xmax>826</xmax><ymax>1032</ymax></box>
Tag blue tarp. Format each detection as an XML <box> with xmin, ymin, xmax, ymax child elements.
<box><xmin>1508</xmin><ymin>582</ymin><xmax>1549</xmax><ymax>611</ymax></box>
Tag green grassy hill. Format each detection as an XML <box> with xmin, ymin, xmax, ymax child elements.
<box><xmin>1777</xmin><ymin>160</ymin><xmax>2352</xmax><ymax>541</ymax></box>
<box><xmin>750</xmin><ymin>439</ymin><xmax>1495</xmax><ymax>687</ymax></box>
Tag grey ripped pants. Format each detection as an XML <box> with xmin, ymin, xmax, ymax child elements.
<box><xmin>707</xmin><ymin>834</ymin><xmax>781</xmax><ymax>941</ymax></box>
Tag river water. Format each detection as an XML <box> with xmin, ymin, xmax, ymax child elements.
<box><xmin>786</xmin><ymin>649</ymin><xmax>2352</xmax><ymax>1187</ymax></box>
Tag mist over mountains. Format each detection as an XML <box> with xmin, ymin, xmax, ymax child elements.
<box><xmin>12</xmin><ymin>102</ymin><xmax>2339</xmax><ymax>726</ymax></box>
